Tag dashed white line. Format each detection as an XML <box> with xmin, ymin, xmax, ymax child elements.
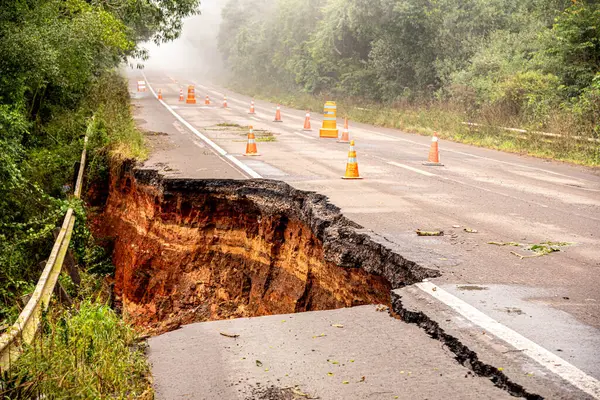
<box><xmin>388</xmin><ymin>161</ymin><xmax>436</xmax><ymax>177</ymax></box>
<box><xmin>417</xmin><ymin>281</ymin><xmax>600</xmax><ymax>399</ymax></box>
<box><xmin>293</xmin><ymin>131</ymin><xmax>317</xmax><ymax>140</ymax></box>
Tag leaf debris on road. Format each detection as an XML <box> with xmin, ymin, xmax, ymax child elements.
<box><xmin>416</xmin><ymin>229</ymin><xmax>444</xmax><ymax>236</ymax></box>
<box><xmin>488</xmin><ymin>241</ymin><xmax>522</xmax><ymax>246</ymax></box>
<box><xmin>219</xmin><ymin>332</ymin><xmax>239</xmax><ymax>338</ymax></box>
<box><xmin>490</xmin><ymin>240</ymin><xmax>572</xmax><ymax>259</ymax></box>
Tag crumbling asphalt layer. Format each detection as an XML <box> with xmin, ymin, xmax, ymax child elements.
<box><xmin>133</xmin><ymin>166</ymin><xmax>440</xmax><ymax>289</ymax></box>
<box><xmin>391</xmin><ymin>292</ymin><xmax>543</xmax><ymax>399</ymax></box>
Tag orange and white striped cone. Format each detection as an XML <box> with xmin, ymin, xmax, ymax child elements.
<box><xmin>273</xmin><ymin>104</ymin><xmax>282</xmax><ymax>122</ymax></box>
<box><xmin>244</xmin><ymin>126</ymin><xmax>260</xmax><ymax>156</ymax></box>
<box><xmin>157</xmin><ymin>89</ymin><xmax>163</xmax><ymax>100</ymax></box>
<box><xmin>303</xmin><ymin>111</ymin><xmax>312</xmax><ymax>131</ymax></box>
<box><xmin>249</xmin><ymin>99</ymin><xmax>256</xmax><ymax>114</ymax></box>
<box><xmin>342</xmin><ymin>140</ymin><xmax>363</xmax><ymax>179</ymax></box>
<box><xmin>179</xmin><ymin>88</ymin><xmax>184</xmax><ymax>102</ymax></box>
<box><xmin>338</xmin><ymin>117</ymin><xmax>350</xmax><ymax>143</ymax></box>
<box><xmin>205</xmin><ymin>95</ymin><xmax>210</xmax><ymax>105</ymax></box>
<box><xmin>223</xmin><ymin>96</ymin><xmax>228</xmax><ymax>108</ymax></box>
<box><xmin>423</xmin><ymin>132</ymin><xmax>444</xmax><ymax>166</ymax></box>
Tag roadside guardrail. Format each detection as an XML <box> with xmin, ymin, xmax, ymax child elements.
<box><xmin>0</xmin><ymin>121</ymin><xmax>91</xmax><ymax>372</ymax></box>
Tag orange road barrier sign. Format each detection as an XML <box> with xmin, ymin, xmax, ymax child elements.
<box><xmin>249</xmin><ymin>99</ymin><xmax>256</xmax><ymax>114</ymax></box>
<box><xmin>338</xmin><ymin>117</ymin><xmax>350</xmax><ymax>143</ymax></box>
<box><xmin>179</xmin><ymin>88</ymin><xmax>184</xmax><ymax>102</ymax></box>
<box><xmin>186</xmin><ymin>85</ymin><xmax>197</xmax><ymax>104</ymax></box>
<box><xmin>303</xmin><ymin>111</ymin><xmax>312</xmax><ymax>131</ymax></box>
<box><xmin>320</xmin><ymin>101</ymin><xmax>339</xmax><ymax>138</ymax></box>
<box><xmin>423</xmin><ymin>132</ymin><xmax>444</xmax><ymax>166</ymax></box>
<box><xmin>205</xmin><ymin>95</ymin><xmax>210</xmax><ymax>105</ymax></box>
<box><xmin>157</xmin><ymin>89</ymin><xmax>163</xmax><ymax>100</ymax></box>
<box><xmin>342</xmin><ymin>140</ymin><xmax>363</xmax><ymax>179</ymax></box>
<box><xmin>244</xmin><ymin>126</ymin><xmax>260</xmax><ymax>156</ymax></box>
<box><xmin>273</xmin><ymin>104</ymin><xmax>283</xmax><ymax>122</ymax></box>
<box><xmin>223</xmin><ymin>96</ymin><xmax>228</xmax><ymax>108</ymax></box>
<box><xmin>137</xmin><ymin>80</ymin><xmax>146</xmax><ymax>92</ymax></box>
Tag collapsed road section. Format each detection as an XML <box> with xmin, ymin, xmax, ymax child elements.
<box><xmin>90</xmin><ymin>163</ymin><xmax>553</xmax><ymax>399</ymax></box>
<box><xmin>93</xmin><ymin>164</ymin><xmax>438</xmax><ymax>334</ymax></box>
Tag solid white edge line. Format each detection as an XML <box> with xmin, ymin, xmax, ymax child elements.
<box><xmin>141</xmin><ymin>73</ymin><xmax>263</xmax><ymax>179</ymax></box>
<box><xmin>416</xmin><ymin>282</ymin><xmax>600</xmax><ymax>399</ymax></box>
<box><xmin>388</xmin><ymin>161</ymin><xmax>436</xmax><ymax>177</ymax></box>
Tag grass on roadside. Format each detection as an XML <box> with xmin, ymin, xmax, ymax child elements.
<box><xmin>87</xmin><ymin>72</ymin><xmax>148</xmax><ymax>163</ymax></box>
<box><xmin>1</xmin><ymin>297</ymin><xmax>152</xmax><ymax>399</ymax></box>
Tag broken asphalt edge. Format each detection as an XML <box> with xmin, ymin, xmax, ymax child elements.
<box><xmin>117</xmin><ymin>161</ymin><xmax>566</xmax><ymax>399</ymax></box>
<box><xmin>392</xmin><ymin>286</ymin><xmax>593</xmax><ymax>400</ymax></box>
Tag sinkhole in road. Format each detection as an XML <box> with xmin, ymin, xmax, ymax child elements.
<box><xmin>91</xmin><ymin>163</ymin><xmax>438</xmax><ymax>335</ymax></box>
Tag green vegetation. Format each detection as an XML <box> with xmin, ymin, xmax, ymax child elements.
<box><xmin>218</xmin><ymin>0</ymin><xmax>600</xmax><ymax>165</ymax></box>
<box><xmin>488</xmin><ymin>241</ymin><xmax>572</xmax><ymax>259</ymax></box>
<box><xmin>216</xmin><ymin>122</ymin><xmax>244</xmax><ymax>128</ymax></box>
<box><xmin>0</xmin><ymin>0</ymin><xmax>198</xmax><ymax>397</ymax></box>
<box><xmin>2</xmin><ymin>299</ymin><xmax>151</xmax><ymax>399</ymax></box>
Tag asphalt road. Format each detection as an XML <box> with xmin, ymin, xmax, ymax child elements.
<box><xmin>149</xmin><ymin>306</ymin><xmax>516</xmax><ymax>400</ymax></box>
<box><xmin>129</xmin><ymin>68</ymin><xmax>600</xmax><ymax>398</ymax></box>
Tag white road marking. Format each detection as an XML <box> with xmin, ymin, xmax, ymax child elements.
<box><xmin>294</xmin><ymin>131</ymin><xmax>317</xmax><ymax>140</ymax></box>
<box><xmin>416</xmin><ymin>281</ymin><xmax>600</xmax><ymax>399</ymax></box>
<box><xmin>388</xmin><ymin>161</ymin><xmax>436</xmax><ymax>177</ymax></box>
<box><xmin>364</xmin><ymin>128</ymin><xmax>587</xmax><ymax>180</ymax></box>
<box><xmin>194</xmin><ymin>82</ymin><xmax>309</xmax><ymax>122</ymax></box>
<box><xmin>142</xmin><ymin>72</ymin><xmax>263</xmax><ymax>179</ymax></box>
<box><xmin>250</xmin><ymin>117</ymin><xmax>261</xmax><ymax>121</ymax></box>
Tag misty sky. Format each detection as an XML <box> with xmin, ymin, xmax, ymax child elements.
<box><xmin>142</xmin><ymin>0</ymin><xmax>224</xmax><ymax>78</ymax></box>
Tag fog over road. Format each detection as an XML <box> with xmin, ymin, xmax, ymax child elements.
<box><xmin>130</xmin><ymin>4</ymin><xmax>600</xmax><ymax>398</ymax></box>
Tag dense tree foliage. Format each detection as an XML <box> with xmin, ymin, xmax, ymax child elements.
<box><xmin>218</xmin><ymin>0</ymin><xmax>599</xmax><ymax>134</ymax></box>
<box><xmin>0</xmin><ymin>0</ymin><xmax>199</xmax><ymax>323</ymax></box>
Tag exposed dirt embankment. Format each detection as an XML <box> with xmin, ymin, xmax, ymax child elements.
<box><xmin>93</xmin><ymin>165</ymin><xmax>438</xmax><ymax>334</ymax></box>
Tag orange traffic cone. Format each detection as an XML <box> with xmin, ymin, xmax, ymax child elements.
<box><xmin>273</xmin><ymin>104</ymin><xmax>282</xmax><ymax>122</ymax></box>
<box><xmin>179</xmin><ymin>88</ymin><xmax>184</xmax><ymax>102</ymax></box>
<box><xmin>338</xmin><ymin>118</ymin><xmax>350</xmax><ymax>143</ymax></box>
<box><xmin>249</xmin><ymin>99</ymin><xmax>256</xmax><ymax>114</ymax></box>
<box><xmin>303</xmin><ymin>111</ymin><xmax>312</xmax><ymax>131</ymax></box>
<box><xmin>157</xmin><ymin>89</ymin><xmax>163</xmax><ymax>100</ymax></box>
<box><xmin>205</xmin><ymin>95</ymin><xmax>210</xmax><ymax>105</ymax></box>
<box><xmin>423</xmin><ymin>132</ymin><xmax>443</xmax><ymax>166</ymax></box>
<box><xmin>186</xmin><ymin>85</ymin><xmax>196</xmax><ymax>104</ymax></box>
<box><xmin>342</xmin><ymin>140</ymin><xmax>363</xmax><ymax>179</ymax></box>
<box><xmin>223</xmin><ymin>96</ymin><xmax>228</xmax><ymax>108</ymax></box>
<box><xmin>244</xmin><ymin>126</ymin><xmax>260</xmax><ymax>156</ymax></box>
